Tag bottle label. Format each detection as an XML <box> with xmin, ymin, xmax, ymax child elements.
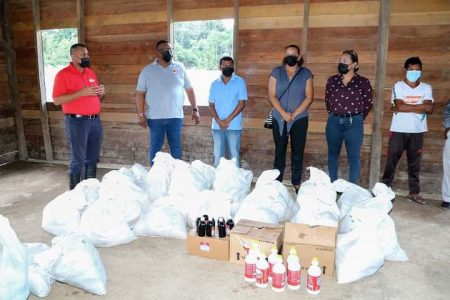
<box><xmin>287</xmin><ymin>269</ymin><xmax>300</xmax><ymax>286</ymax></box>
<box><xmin>307</xmin><ymin>274</ymin><xmax>321</xmax><ymax>291</ymax></box>
<box><xmin>269</xmin><ymin>262</ymin><xmax>274</xmax><ymax>278</ymax></box>
<box><xmin>245</xmin><ymin>262</ymin><xmax>256</xmax><ymax>279</ymax></box>
<box><xmin>199</xmin><ymin>242</ymin><xmax>210</xmax><ymax>252</ymax></box>
<box><xmin>256</xmin><ymin>267</ymin><xmax>269</xmax><ymax>285</ymax></box>
<box><xmin>272</xmin><ymin>272</ymin><xmax>286</xmax><ymax>289</ymax></box>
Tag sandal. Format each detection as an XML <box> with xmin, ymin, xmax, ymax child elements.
<box><xmin>407</xmin><ymin>194</ymin><xmax>427</xmax><ymax>205</ymax></box>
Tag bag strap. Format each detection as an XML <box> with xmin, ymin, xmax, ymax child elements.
<box><xmin>278</xmin><ymin>67</ymin><xmax>301</xmax><ymax>101</ymax></box>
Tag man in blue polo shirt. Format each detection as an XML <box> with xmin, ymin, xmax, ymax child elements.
<box><xmin>209</xmin><ymin>56</ymin><xmax>248</xmax><ymax>167</ymax></box>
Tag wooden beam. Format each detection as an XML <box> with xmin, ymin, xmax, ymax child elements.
<box><xmin>302</xmin><ymin>0</ymin><xmax>310</xmax><ymax>65</ymax></box>
<box><xmin>0</xmin><ymin>0</ymin><xmax>27</xmax><ymax>160</ymax></box>
<box><xmin>77</xmin><ymin>0</ymin><xmax>85</xmax><ymax>44</ymax></box>
<box><xmin>369</xmin><ymin>0</ymin><xmax>391</xmax><ymax>188</ymax></box>
<box><xmin>167</xmin><ymin>0</ymin><xmax>174</xmax><ymax>45</ymax></box>
<box><xmin>32</xmin><ymin>0</ymin><xmax>53</xmax><ymax>160</ymax></box>
<box><xmin>233</xmin><ymin>0</ymin><xmax>239</xmax><ymax>71</ymax></box>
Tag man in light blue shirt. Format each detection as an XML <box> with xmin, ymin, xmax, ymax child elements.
<box><xmin>208</xmin><ymin>56</ymin><xmax>248</xmax><ymax>167</ymax></box>
<box><xmin>136</xmin><ymin>40</ymin><xmax>200</xmax><ymax>164</ymax></box>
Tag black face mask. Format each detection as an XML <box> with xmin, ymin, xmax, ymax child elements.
<box><xmin>79</xmin><ymin>57</ymin><xmax>91</xmax><ymax>68</ymax></box>
<box><xmin>161</xmin><ymin>51</ymin><xmax>173</xmax><ymax>63</ymax></box>
<box><xmin>338</xmin><ymin>63</ymin><xmax>349</xmax><ymax>75</ymax></box>
<box><xmin>221</xmin><ymin>67</ymin><xmax>234</xmax><ymax>77</ymax></box>
<box><xmin>284</xmin><ymin>55</ymin><xmax>298</xmax><ymax>67</ymax></box>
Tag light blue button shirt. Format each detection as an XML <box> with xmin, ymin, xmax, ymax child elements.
<box><xmin>136</xmin><ymin>60</ymin><xmax>192</xmax><ymax>119</ymax></box>
<box><xmin>209</xmin><ymin>74</ymin><xmax>248</xmax><ymax>130</ymax></box>
<box><xmin>445</xmin><ymin>101</ymin><xmax>450</xmax><ymax>129</ymax></box>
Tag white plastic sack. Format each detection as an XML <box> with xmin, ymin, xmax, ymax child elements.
<box><xmin>292</xmin><ymin>167</ymin><xmax>339</xmax><ymax>227</ymax></box>
<box><xmin>337</xmin><ymin>180</ymin><xmax>373</xmax><ymax>220</ymax></box>
<box><xmin>190</xmin><ymin>160</ymin><xmax>216</xmax><ymax>190</ymax></box>
<box><xmin>234</xmin><ymin>169</ymin><xmax>297</xmax><ymax>224</ymax></box>
<box><xmin>186</xmin><ymin>190</ymin><xmax>232</xmax><ymax>229</ymax></box>
<box><xmin>145</xmin><ymin>152</ymin><xmax>176</xmax><ymax>202</ymax></box>
<box><xmin>80</xmin><ymin>200</ymin><xmax>137</xmax><ymax>247</ymax></box>
<box><xmin>133</xmin><ymin>201</ymin><xmax>187</xmax><ymax>239</ymax></box>
<box><xmin>168</xmin><ymin>160</ymin><xmax>203</xmax><ymax>196</ymax></box>
<box><xmin>24</xmin><ymin>243</ymin><xmax>55</xmax><ymax>298</ymax></box>
<box><xmin>213</xmin><ymin>158</ymin><xmax>253</xmax><ymax>216</ymax></box>
<box><xmin>42</xmin><ymin>190</ymin><xmax>87</xmax><ymax>236</ymax></box>
<box><xmin>0</xmin><ymin>215</ymin><xmax>29</xmax><ymax>300</ymax></box>
<box><xmin>73</xmin><ymin>178</ymin><xmax>100</xmax><ymax>206</ymax></box>
<box><xmin>336</xmin><ymin>208</ymin><xmax>385</xmax><ymax>284</ymax></box>
<box><xmin>49</xmin><ymin>233</ymin><xmax>107</xmax><ymax>295</ymax></box>
<box><xmin>377</xmin><ymin>215</ymin><xmax>408</xmax><ymax>262</ymax></box>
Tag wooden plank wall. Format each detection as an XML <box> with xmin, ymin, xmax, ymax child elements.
<box><xmin>7</xmin><ymin>0</ymin><xmax>450</xmax><ymax>193</ymax></box>
<box><xmin>382</xmin><ymin>0</ymin><xmax>450</xmax><ymax>193</ymax></box>
<box><xmin>0</xmin><ymin>47</ymin><xmax>17</xmax><ymax>164</ymax></box>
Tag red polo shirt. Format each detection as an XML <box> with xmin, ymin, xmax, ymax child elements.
<box><xmin>52</xmin><ymin>63</ymin><xmax>101</xmax><ymax>115</ymax></box>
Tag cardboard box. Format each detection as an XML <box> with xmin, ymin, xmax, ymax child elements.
<box><xmin>229</xmin><ymin>219</ymin><xmax>284</xmax><ymax>265</ymax></box>
<box><xmin>187</xmin><ymin>230</ymin><xmax>230</xmax><ymax>261</ymax></box>
<box><xmin>283</xmin><ymin>222</ymin><xmax>337</xmax><ymax>277</ymax></box>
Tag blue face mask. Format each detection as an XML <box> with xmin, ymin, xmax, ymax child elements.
<box><xmin>406</xmin><ymin>70</ymin><xmax>421</xmax><ymax>83</ymax></box>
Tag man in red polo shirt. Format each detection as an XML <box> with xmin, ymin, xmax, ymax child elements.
<box><xmin>53</xmin><ymin>43</ymin><xmax>105</xmax><ymax>189</ymax></box>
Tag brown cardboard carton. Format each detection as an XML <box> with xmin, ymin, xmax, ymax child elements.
<box><xmin>229</xmin><ymin>219</ymin><xmax>284</xmax><ymax>265</ymax></box>
<box><xmin>282</xmin><ymin>222</ymin><xmax>337</xmax><ymax>277</ymax></box>
<box><xmin>187</xmin><ymin>230</ymin><xmax>230</xmax><ymax>261</ymax></box>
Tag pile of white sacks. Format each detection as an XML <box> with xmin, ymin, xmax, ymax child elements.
<box><xmin>0</xmin><ymin>152</ymin><xmax>408</xmax><ymax>298</ymax></box>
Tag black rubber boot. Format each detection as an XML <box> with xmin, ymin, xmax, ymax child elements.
<box><xmin>84</xmin><ymin>164</ymin><xmax>97</xmax><ymax>180</ymax></box>
<box><xmin>69</xmin><ymin>173</ymin><xmax>81</xmax><ymax>190</ymax></box>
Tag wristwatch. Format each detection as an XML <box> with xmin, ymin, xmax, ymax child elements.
<box><xmin>137</xmin><ymin>112</ymin><xmax>145</xmax><ymax>117</ymax></box>
<box><xmin>192</xmin><ymin>108</ymin><xmax>198</xmax><ymax>112</ymax></box>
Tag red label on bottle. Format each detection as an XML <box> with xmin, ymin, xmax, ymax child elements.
<box><xmin>287</xmin><ymin>269</ymin><xmax>300</xmax><ymax>286</ymax></box>
<box><xmin>272</xmin><ymin>272</ymin><xmax>286</xmax><ymax>289</ymax></box>
<box><xmin>269</xmin><ymin>262</ymin><xmax>274</xmax><ymax>278</ymax></box>
<box><xmin>256</xmin><ymin>267</ymin><xmax>269</xmax><ymax>285</ymax></box>
<box><xmin>245</xmin><ymin>262</ymin><xmax>256</xmax><ymax>279</ymax></box>
<box><xmin>307</xmin><ymin>274</ymin><xmax>321</xmax><ymax>292</ymax></box>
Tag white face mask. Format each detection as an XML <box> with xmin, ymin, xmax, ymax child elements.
<box><xmin>406</xmin><ymin>70</ymin><xmax>421</xmax><ymax>82</ymax></box>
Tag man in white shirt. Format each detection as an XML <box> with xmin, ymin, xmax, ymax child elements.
<box><xmin>381</xmin><ymin>57</ymin><xmax>434</xmax><ymax>205</ymax></box>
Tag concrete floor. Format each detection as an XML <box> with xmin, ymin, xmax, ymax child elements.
<box><xmin>0</xmin><ymin>161</ymin><xmax>449</xmax><ymax>300</ymax></box>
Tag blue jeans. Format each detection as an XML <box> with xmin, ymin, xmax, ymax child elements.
<box><xmin>147</xmin><ymin>118</ymin><xmax>183</xmax><ymax>164</ymax></box>
<box><xmin>212</xmin><ymin>129</ymin><xmax>242</xmax><ymax>167</ymax></box>
<box><xmin>64</xmin><ymin>116</ymin><xmax>103</xmax><ymax>175</ymax></box>
<box><xmin>326</xmin><ymin>114</ymin><xmax>364</xmax><ymax>184</ymax></box>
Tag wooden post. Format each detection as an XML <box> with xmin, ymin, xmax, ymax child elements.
<box><xmin>167</xmin><ymin>0</ymin><xmax>174</xmax><ymax>44</ymax></box>
<box><xmin>233</xmin><ymin>0</ymin><xmax>239</xmax><ymax>71</ymax></box>
<box><xmin>32</xmin><ymin>0</ymin><xmax>54</xmax><ymax>160</ymax></box>
<box><xmin>77</xmin><ymin>0</ymin><xmax>85</xmax><ymax>43</ymax></box>
<box><xmin>302</xmin><ymin>0</ymin><xmax>310</xmax><ymax>65</ymax></box>
<box><xmin>0</xmin><ymin>0</ymin><xmax>27</xmax><ymax>160</ymax></box>
<box><xmin>369</xmin><ymin>0</ymin><xmax>391</xmax><ymax>188</ymax></box>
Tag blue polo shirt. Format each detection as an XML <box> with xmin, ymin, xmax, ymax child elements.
<box><xmin>209</xmin><ymin>74</ymin><xmax>248</xmax><ymax>130</ymax></box>
<box><xmin>136</xmin><ymin>59</ymin><xmax>192</xmax><ymax>119</ymax></box>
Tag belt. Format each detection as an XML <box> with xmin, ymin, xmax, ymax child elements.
<box><xmin>65</xmin><ymin>114</ymin><xmax>99</xmax><ymax>119</ymax></box>
<box><xmin>332</xmin><ymin>112</ymin><xmax>361</xmax><ymax>118</ymax></box>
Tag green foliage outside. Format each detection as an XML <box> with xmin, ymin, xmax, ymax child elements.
<box><xmin>174</xmin><ymin>20</ymin><xmax>233</xmax><ymax>70</ymax></box>
<box><xmin>42</xmin><ymin>28</ymin><xmax>78</xmax><ymax>67</ymax></box>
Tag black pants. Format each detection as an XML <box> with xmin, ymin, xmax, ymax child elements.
<box><xmin>381</xmin><ymin>132</ymin><xmax>423</xmax><ymax>194</ymax></box>
<box><xmin>272</xmin><ymin>117</ymin><xmax>308</xmax><ymax>185</ymax></box>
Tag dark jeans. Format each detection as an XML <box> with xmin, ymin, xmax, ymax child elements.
<box><xmin>326</xmin><ymin>114</ymin><xmax>364</xmax><ymax>184</ymax></box>
<box><xmin>272</xmin><ymin>117</ymin><xmax>308</xmax><ymax>185</ymax></box>
<box><xmin>64</xmin><ymin>116</ymin><xmax>103</xmax><ymax>175</ymax></box>
<box><xmin>147</xmin><ymin>118</ymin><xmax>183</xmax><ymax>165</ymax></box>
<box><xmin>382</xmin><ymin>132</ymin><xmax>424</xmax><ymax>194</ymax></box>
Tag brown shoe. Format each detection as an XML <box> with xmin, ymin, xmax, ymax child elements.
<box><xmin>407</xmin><ymin>193</ymin><xmax>427</xmax><ymax>205</ymax></box>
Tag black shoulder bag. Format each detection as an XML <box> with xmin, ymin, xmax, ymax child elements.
<box><xmin>264</xmin><ymin>68</ymin><xmax>301</xmax><ymax>129</ymax></box>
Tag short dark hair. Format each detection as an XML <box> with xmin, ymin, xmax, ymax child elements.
<box><xmin>342</xmin><ymin>49</ymin><xmax>359</xmax><ymax>72</ymax></box>
<box><xmin>156</xmin><ymin>40</ymin><xmax>169</xmax><ymax>48</ymax></box>
<box><xmin>284</xmin><ymin>44</ymin><xmax>303</xmax><ymax>66</ymax></box>
<box><xmin>70</xmin><ymin>43</ymin><xmax>86</xmax><ymax>55</ymax></box>
<box><xmin>219</xmin><ymin>56</ymin><xmax>234</xmax><ymax>66</ymax></box>
<box><xmin>404</xmin><ymin>56</ymin><xmax>422</xmax><ymax>70</ymax></box>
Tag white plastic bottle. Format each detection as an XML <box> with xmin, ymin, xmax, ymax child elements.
<box><xmin>306</xmin><ymin>257</ymin><xmax>321</xmax><ymax>295</ymax></box>
<box><xmin>287</xmin><ymin>256</ymin><xmax>301</xmax><ymax>290</ymax></box>
<box><xmin>244</xmin><ymin>247</ymin><xmax>257</xmax><ymax>283</ymax></box>
<box><xmin>255</xmin><ymin>250</ymin><xmax>269</xmax><ymax>288</ymax></box>
<box><xmin>271</xmin><ymin>255</ymin><xmax>286</xmax><ymax>292</ymax></box>
<box><xmin>267</xmin><ymin>246</ymin><xmax>278</xmax><ymax>281</ymax></box>
<box><xmin>286</xmin><ymin>246</ymin><xmax>298</xmax><ymax>267</ymax></box>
